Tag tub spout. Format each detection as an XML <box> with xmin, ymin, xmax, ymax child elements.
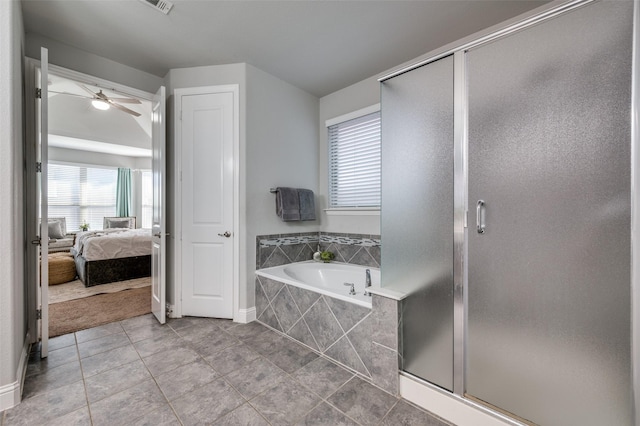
<box><xmin>364</xmin><ymin>269</ymin><xmax>371</xmax><ymax>296</ymax></box>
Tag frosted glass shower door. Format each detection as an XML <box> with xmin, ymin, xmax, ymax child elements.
<box><xmin>466</xmin><ymin>2</ymin><xmax>632</xmax><ymax>425</ymax></box>
<box><xmin>381</xmin><ymin>56</ymin><xmax>454</xmax><ymax>391</ymax></box>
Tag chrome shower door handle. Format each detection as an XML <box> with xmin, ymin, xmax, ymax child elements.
<box><xmin>477</xmin><ymin>200</ymin><xmax>485</xmax><ymax>234</ymax></box>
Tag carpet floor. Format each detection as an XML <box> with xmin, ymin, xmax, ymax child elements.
<box><xmin>49</xmin><ymin>286</ymin><xmax>151</xmax><ymax>337</ymax></box>
<box><xmin>49</xmin><ymin>276</ymin><xmax>151</xmax><ymax>304</ymax></box>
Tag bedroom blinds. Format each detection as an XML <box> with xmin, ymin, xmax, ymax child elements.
<box><xmin>328</xmin><ymin>111</ymin><xmax>381</xmax><ymax>208</ymax></box>
<box><xmin>48</xmin><ymin>163</ymin><xmax>117</xmax><ymax>231</ymax></box>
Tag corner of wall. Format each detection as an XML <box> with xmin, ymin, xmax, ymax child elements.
<box><xmin>0</xmin><ymin>0</ymin><xmax>27</xmax><ymax>411</ymax></box>
<box><xmin>0</xmin><ymin>333</ymin><xmax>30</xmax><ymax>411</ymax></box>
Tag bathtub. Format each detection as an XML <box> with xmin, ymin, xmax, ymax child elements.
<box><xmin>255</xmin><ymin>261</ymin><xmax>379</xmax><ymax>308</ymax></box>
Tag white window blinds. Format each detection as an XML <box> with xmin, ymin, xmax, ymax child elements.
<box><xmin>328</xmin><ymin>110</ymin><xmax>381</xmax><ymax>208</ymax></box>
<box><xmin>48</xmin><ymin>163</ymin><xmax>117</xmax><ymax>231</ymax></box>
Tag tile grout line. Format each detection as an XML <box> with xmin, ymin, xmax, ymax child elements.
<box><xmin>74</xmin><ymin>332</ymin><xmax>95</xmax><ymax>426</ymax></box>
<box><xmin>323</xmin><ymin>298</ymin><xmax>373</xmax><ymax>378</ymax></box>
<box><xmin>25</xmin><ymin>318</ymin><xmax>436</xmax><ymax>426</ymax></box>
<box><xmin>200</xmin><ymin>323</ymin><xmax>398</xmax><ymax>426</ymax></box>
<box><xmin>258</xmin><ymin>313</ymin><xmax>402</xmax><ymax>403</ymax></box>
<box><xmin>132</xmin><ymin>317</ymin><xmax>217</xmax><ymax>426</ymax></box>
<box><xmin>235</xmin><ymin>347</ymin><xmax>360</xmax><ymax>425</ymax></box>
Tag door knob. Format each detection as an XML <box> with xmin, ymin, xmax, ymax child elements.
<box><xmin>218</xmin><ymin>231</ymin><xmax>231</xmax><ymax>238</ymax></box>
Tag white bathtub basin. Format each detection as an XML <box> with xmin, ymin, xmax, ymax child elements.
<box><xmin>255</xmin><ymin>261</ymin><xmax>379</xmax><ymax>308</ymax></box>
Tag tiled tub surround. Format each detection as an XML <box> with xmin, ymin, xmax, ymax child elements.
<box><xmin>257</xmin><ymin>232</ymin><xmax>381</xmax><ymax>269</ymax></box>
<box><xmin>255</xmin><ymin>272</ymin><xmax>400</xmax><ymax>395</ymax></box>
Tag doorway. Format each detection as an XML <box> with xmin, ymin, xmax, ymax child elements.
<box><xmin>25</xmin><ymin>58</ymin><xmax>166</xmax><ymax>352</ymax></box>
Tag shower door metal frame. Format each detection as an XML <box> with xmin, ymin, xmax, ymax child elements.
<box><xmin>381</xmin><ymin>0</ymin><xmax>639</xmax><ymax>424</ymax></box>
<box><xmin>630</xmin><ymin>0</ymin><xmax>640</xmax><ymax>420</ymax></box>
<box><xmin>452</xmin><ymin>49</ymin><xmax>467</xmax><ymax>396</ymax></box>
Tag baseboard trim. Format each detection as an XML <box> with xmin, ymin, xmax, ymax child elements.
<box><xmin>399</xmin><ymin>374</ymin><xmax>521</xmax><ymax>426</ymax></box>
<box><xmin>236</xmin><ymin>307</ymin><xmax>256</xmax><ymax>323</ymax></box>
<box><xmin>0</xmin><ymin>333</ymin><xmax>30</xmax><ymax>411</ymax></box>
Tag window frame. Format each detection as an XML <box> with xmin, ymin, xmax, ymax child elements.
<box><xmin>326</xmin><ymin>103</ymin><xmax>381</xmax><ymax>215</ymax></box>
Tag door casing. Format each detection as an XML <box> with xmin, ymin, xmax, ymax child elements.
<box><xmin>23</xmin><ymin>59</ymin><xmax>161</xmax><ymax>342</ymax></box>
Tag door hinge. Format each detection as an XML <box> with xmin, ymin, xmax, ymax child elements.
<box><xmin>36</xmin><ymin>309</ymin><xmax>42</xmax><ymax>319</ymax></box>
<box><xmin>35</xmin><ymin>162</ymin><xmax>42</xmax><ymax>173</ymax></box>
<box><xmin>31</xmin><ymin>237</ymin><xmax>42</xmax><ymax>246</ymax></box>
<box><xmin>35</xmin><ymin>88</ymin><xmax>42</xmax><ymax>99</ymax></box>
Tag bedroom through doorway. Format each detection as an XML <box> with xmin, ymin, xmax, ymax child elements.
<box><xmin>44</xmin><ymin>71</ymin><xmax>155</xmax><ymax>337</ymax></box>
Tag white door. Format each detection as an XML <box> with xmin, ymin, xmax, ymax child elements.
<box><xmin>151</xmin><ymin>86</ymin><xmax>166</xmax><ymax>323</ymax></box>
<box><xmin>180</xmin><ymin>90</ymin><xmax>235</xmax><ymax>318</ymax></box>
<box><xmin>38</xmin><ymin>47</ymin><xmax>50</xmax><ymax>357</ymax></box>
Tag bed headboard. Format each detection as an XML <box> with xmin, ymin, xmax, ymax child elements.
<box><xmin>103</xmin><ymin>216</ymin><xmax>136</xmax><ymax>229</ymax></box>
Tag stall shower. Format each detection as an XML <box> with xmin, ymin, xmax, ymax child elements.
<box><xmin>381</xmin><ymin>1</ymin><xmax>635</xmax><ymax>425</ymax></box>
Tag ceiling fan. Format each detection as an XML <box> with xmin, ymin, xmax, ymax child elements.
<box><xmin>77</xmin><ymin>84</ymin><xmax>142</xmax><ymax>117</ymax></box>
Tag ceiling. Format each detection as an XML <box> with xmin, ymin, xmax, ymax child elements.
<box><xmin>48</xmin><ymin>73</ymin><xmax>152</xmax><ymax>157</ymax></box>
<box><xmin>22</xmin><ymin>0</ymin><xmax>550</xmax><ymax>98</ymax></box>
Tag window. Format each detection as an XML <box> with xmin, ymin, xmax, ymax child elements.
<box><xmin>48</xmin><ymin>163</ymin><xmax>117</xmax><ymax>231</ymax></box>
<box><xmin>328</xmin><ymin>106</ymin><xmax>381</xmax><ymax>209</ymax></box>
<box><xmin>141</xmin><ymin>170</ymin><xmax>153</xmax><ymax>228</ymax></box>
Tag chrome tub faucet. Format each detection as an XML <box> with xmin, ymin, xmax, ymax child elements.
<box><xmin>365</xmin><ymin>269</ymin><xmax>371</xmax><ymax>296</ymax></box>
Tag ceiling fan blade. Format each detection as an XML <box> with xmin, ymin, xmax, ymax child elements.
<box><xmin>110</xmin><ymin>101</ymin><xmax>141</xmax><ymax>117</ymax></box>
<box><xmin>109</xmin><ymin>97</ymin><xmax>141</xmax><ymax>104</ymax></box>
<box><xmin>48</xmin><ymin>90</ymin><xmax>91</xmax><ymax>99</ymax></box>
<box><xmin>77</xmin><ymin>83</ymin><xmax>98</xmax><ymax>97</ymax></box>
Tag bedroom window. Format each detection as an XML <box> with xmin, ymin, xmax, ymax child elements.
<box><xmin>48</xmin><ymin>163</ymin><xmax>117</xmax><ymax>232</ymax></box>
<box><xmin>141</xmin><ymin>170</ymin><xmax>153</xmax><ymax>228</ymax></box>
<box><xmin>327</xmin><ymin>105</ymin><xmax>381</xmax><ymax>210</ymax></box>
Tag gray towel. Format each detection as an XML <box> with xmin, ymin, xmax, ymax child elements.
<box><xmin>276</xmin><ymin>187</ymin><xmax>300</xmax><ymax>221</ymax></box>
<box><xmin>298</xmin><ymin>189</ymin><xmax>316</xmax><ymax>221</ymax></box>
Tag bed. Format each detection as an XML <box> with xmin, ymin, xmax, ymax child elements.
<box><xmin>71</xmin><ymin>228</ymin><xmax>152</xmax><ymax>287</ymax></box>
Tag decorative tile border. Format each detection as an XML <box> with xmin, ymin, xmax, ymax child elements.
<box><xmin>258</xmin><ymin>233</ymin><xmax>380</xmax><ymax>248</ymax></box>
<box><xmin>256</xmin><ymin>232</ymin><xmax>381</xmax><ymax>270</ymax></box>
<box><xmin>319</xmin><ymin>233</ymin><xmax>381</xmax><ymax>248</ymax></box>
<box><xmin>259</xmin><ymin>234</ymin><xmax>319</xmax><ymax>248</ymax></box>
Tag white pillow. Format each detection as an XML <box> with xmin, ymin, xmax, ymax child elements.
<box><xmin>48</xmin><ymin>221</ymin><xmax>65</xmax><ymax>239</ymax></box>
<box><xmin>106</xmin><ymin>218</ymin><xmax>132</xmax><ymax>229</ymax></box>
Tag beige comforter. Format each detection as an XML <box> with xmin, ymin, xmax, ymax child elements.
<box><xmin>74</xmin><ymin>228</ymin><xmax>152</xmax><ymax>261</ymax></box>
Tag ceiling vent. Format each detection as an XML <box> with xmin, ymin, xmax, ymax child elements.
<box><xmin>140</xmin><ymin>0</ymin><xmax>173</xmax><ymax>15</ymax></box>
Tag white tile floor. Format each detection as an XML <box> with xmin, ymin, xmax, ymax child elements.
<box><xmin>1</xmin><ymin>315</ymin><xmax>453</xmax><ymax>425</ymax></box>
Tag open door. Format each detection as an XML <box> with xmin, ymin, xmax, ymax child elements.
<box><xmin>37</xmin><ymin>47</ymin><xmax>50</xmax><ymax>357</ymax></box>
<box><xmin>151</xmin><ymin>86</ymin><xmax>166</xmax><ymax>323</ymax></box>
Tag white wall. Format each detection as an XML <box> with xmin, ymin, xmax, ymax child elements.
<box><xmin>25</xmin><ymin>33</ymin><xmax>163</xmax><ymax>94</ymax></box>
<box><xmin>318</xmin><ymin>76</ymin><xmax>381</xmax><ymax>235</ymax></box>
<box><xmin>49</xmin><ymin>146</ymin><xmax>151</xmax><ymax>170</ymax></box>
<box><xmin>165</xmin><ymin>63</ymin><xmax>319</xmax><ymax>315</ymax></box>
<box><xmin>245</xmin><ymin>64</ymin><xmax>319</xmax><ymax>307</ymax></box>
<box><xmin>0</xmin><ymin>0</ymin><xmax>26</xmax><ymax>411</ymax></box>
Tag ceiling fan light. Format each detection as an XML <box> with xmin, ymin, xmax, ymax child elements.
<box><xmin>92</xmin><ymin>99</ymin><xmax>110</xmax><ymax>111</ymax></box>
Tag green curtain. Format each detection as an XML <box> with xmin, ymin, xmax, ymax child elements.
<box><xmin>115</xmin><ymin>168</ymin><xmax>132</xmax><ymax>217</ymax></box>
